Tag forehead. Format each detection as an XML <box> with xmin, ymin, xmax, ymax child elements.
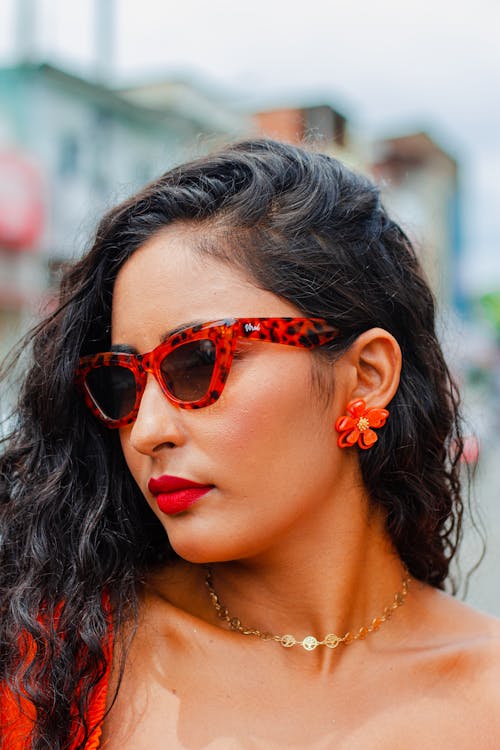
<box><xmin>111</xmin><ymin>224</ymin><xmax>299</xmax><ymax>347</ymax></box>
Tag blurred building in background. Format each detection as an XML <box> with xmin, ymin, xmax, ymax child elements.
<box><xmin>0</xmin><ymin>62</ymin><xmax>249</xmax><ymax>358</ymax></box>
<box><xmin>252</xmin><ymin>102</ymin><xmax>363</xmax><ymax>170</ymax></box>
<box><xmin>372</xmin><ymin>132</ymin><xmax>462</xmax><ymax>311</ymax></box>
<box><xmin>253</xmin><ymin>104</ymin><xmax>348</xmax><ymax>153</ymax></box>
<box><xmin>252</xmin><ymin>104</ymin><xmax>463</xmax><ymax>311</ymax></box>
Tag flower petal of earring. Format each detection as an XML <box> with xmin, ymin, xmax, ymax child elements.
<box><xmin>335</xmin><ymin>398</ymin><xmax>389</xmax><ymax>450</ymax></box>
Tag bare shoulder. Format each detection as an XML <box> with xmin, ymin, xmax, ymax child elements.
<box><xmin>410</xmin><ymin>582</ymin><xmax>500</xmax><ymax>716</ymax></box>
<box><xmin>429</xmin><ymin>585</ymin><xmax>500</xmax><ymax>648</ymax></box>
<box><xmin>459</xmin><ymin>600</ymin><xmax>500</xmax><ymax>677</ymax></box>
<box><xmin>451</xmin><ymin>596</ymin><xmax>500</xmax><ymax>685</ymax></box>
<box><xmin>418</xmin><ymin>581</ymin><xmax>500</xmax><ymax>644</ymax></box>
<box><xmin>446</xmin><ymin>597</ymin><xmax>500</xmax><ymax>738</ymax></box>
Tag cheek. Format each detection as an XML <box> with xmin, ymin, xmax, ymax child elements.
<box><xmin>207</xmin><ymin>363</ymin><xmax>336</xmax><ymax>498</ymax></box>
<box><xmin>184</xmin><ymin>384</ymin><xmax>339</xmax><ymax>562</ymax></box>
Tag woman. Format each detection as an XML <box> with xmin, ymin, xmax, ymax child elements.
<box><xmin>1</xmin><ymin>139</ymin><xmax>499</xmax><ymax>750</ymax></box>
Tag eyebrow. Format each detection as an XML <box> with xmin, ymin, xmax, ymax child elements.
<box><xmin>110</xmin><ymin>343</ymin><xmax>138</xmax><ymax>354</ymax></box>
<box><xmin>110</xmin><ymin>319</ymin><xmax>204</xmax><ymax>354</ymax></box>
<box><xmin>160</xmin><ymin>319</ymin><xmax>204</xmax><ymax>343</ymax></box>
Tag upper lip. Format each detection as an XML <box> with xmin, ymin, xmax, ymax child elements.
<box><xmin>148</xmin><ymin>475</ymin><xmax>212</xmax><ymax>494</ymax></box>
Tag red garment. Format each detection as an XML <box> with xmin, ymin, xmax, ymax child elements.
<box><xmin>0</xmin><ymin>628</ymin><xmax>112</xmax><ymax>749</ymax></box>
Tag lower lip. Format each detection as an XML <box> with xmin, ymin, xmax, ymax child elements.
<box><xmin>155</xmin><ymin>487</ymin><xmax>212</xmax><ymax>514</ymax></box>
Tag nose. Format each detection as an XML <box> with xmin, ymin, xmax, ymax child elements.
<box><xmin>127</xmin><ymin>373</ymin><xmax>184</xmax><ymax>454</ymax></box>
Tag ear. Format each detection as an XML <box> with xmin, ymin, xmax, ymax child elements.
<box><xmin>336</xmin><ymin>328</ymin><xmax>402</xmax><ymax>409</ymax></box>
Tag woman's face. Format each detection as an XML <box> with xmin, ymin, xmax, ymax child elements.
<box><xmin>112</xmin><ymin>224</ymin><xmax>353</xmax><ymax>564</ymax></box>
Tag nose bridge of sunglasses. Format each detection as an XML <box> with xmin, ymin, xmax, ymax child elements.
<box><xmin>128</xmin><ymin>352</ymin><xmax>165</xmax><ymax>399</ymax></box>
<box><xmin>133</xmin><ymin>362</ymin><xmax>176</xmax><ymax>413</ymax></box>
<box><xmin>137</xmin><ymin>351</ymin><xmax>153</xmax><ymax>371</ymax></box>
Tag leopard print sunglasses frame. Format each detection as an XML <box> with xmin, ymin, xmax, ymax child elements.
<box><xmin>75</xmin><ymin>317</ymin><xmax>339</xmax><ymax>428</ymax></box>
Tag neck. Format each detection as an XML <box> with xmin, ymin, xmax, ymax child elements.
<box><xmin>206</xmin><ymin>487</ymin><xmax>408</xmax><ymax>646</ymax></box>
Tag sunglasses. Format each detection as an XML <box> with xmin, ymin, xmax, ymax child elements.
<box><xmin>75</xmin><ymin>317</ymin><xmax>339</xmax><ymax>428</ymax></box>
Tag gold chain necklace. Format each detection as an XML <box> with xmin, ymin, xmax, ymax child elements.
<box><xmin>205</xmin><ymin>567</ymin><xmax>410</xmax><ymax>651</ymax></box>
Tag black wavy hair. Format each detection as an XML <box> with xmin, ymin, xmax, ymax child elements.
<box><xmin>0</xmin><ymin>139</ymin><xmax>465</xmax><ymax>749</ymax></box>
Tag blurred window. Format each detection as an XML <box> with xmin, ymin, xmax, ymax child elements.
<box><xmin>59</xmin><ymin>134</ymin><xmax>79</xmax><ymax>178</ymax></box>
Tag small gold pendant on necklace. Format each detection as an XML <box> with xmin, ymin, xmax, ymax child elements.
<box><xmin>301</xmin><ymin>636</ymin><xmax>319</xmax><ymax>651</ymax></box>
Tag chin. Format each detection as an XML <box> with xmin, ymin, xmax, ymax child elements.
<box><xmin>164</xmin><ymin>525</ymin><xmax>263</xmax><ymax>566</ymax></box>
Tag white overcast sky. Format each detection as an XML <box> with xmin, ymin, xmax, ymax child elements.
<box><xmin>1</xmin><ymin>0</ymin><xmax>499</xmax><ymax>293</ymax></box>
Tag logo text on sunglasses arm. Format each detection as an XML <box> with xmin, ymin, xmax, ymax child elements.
<box><xmin>244</xmin><ymin>323</ymin><xmax>261</xmax><ymax>333</ymax></box>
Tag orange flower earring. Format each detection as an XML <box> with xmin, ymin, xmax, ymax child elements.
<box><xmin>335</xmin><ymin>398</ymin><xmax>389</xmax><ymax>450</ymax></box>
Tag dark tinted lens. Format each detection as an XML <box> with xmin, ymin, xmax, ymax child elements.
<box><xmin>85</xmin><ymin>366</ymin><xmax>137</xmax><ymax>421</ymax></box>
<box><xmin>160</xmin><ymin>339</ymin><xmax>216</xmax><ymax>402</ymax></box>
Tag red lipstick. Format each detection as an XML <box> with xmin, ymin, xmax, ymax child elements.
<box><xmin>148</xmin><ymin>475</ymin><xmax>213</xmax><ymax>515</ymax></box>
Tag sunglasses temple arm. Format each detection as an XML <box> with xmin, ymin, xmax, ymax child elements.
<box><xmin>235</xmin><ymin>320</ymin><xmax>339</xmax><ymax>347</ymax></box>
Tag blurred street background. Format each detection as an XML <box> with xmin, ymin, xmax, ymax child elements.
<box><xmin>0</xmin><ymin>0</ymin><xmax>499</xmax><ymax>614</ymax></box>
